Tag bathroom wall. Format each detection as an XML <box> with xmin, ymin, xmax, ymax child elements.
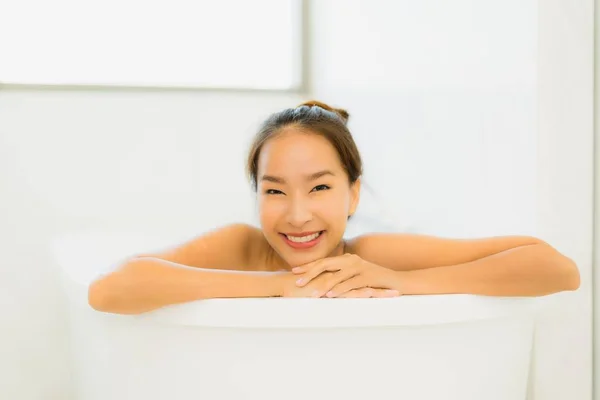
<box><xmin>309</xmin><ymin>0</ymin><xmax>539</xmax><ymax>238</ymax></box>
<box><xmin>308</xmin><ymin>1</ymin><xmax>594</xmax><ymax>400</ymax></box>
<box><xmin>0</xmin><ymin>0</ymin><xmax>594</xmax><ymax>399</ymax></box>
<box><xmin>0</xmin><ymin>91</ymin><xmax>303</xmax><ymax>399</ymax></box>
<box><xmin>536</xmin><ymin>1</ymin><xmax>595</xmax><ymax>399</ymax></box>
<box><xmin>595</xmin><ymin>0</ymin><xmax>600</xmax><ymax>398</ymax></box>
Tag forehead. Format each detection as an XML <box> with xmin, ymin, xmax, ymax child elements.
<box><xmin>257</xmin><ymin>130</ymin><xmax>342</xmax><ymax>173</ymax></box>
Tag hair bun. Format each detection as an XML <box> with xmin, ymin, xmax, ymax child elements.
<box><xmin>298</xmin><ymin>100</ymin><xmax>350</xmax><ymax>124</ymax></box>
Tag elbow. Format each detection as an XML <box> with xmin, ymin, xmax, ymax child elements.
<box><xmin>88</xmin><ymin>278</ymin><xmax>141</xmax><ymax>315</ymax></box>
<box><xmin>88</xmin><ymin>277</ymin><xmax>119</xmax><ymax>313</ymax></box>
<box><xmin>564</xmin><ymin>258</ymin><xmax>581</xmax><ymax>291</ymax></box>
<box><xmin>87</xmin><ymin>258</ymin><xmax>159</xmax><ymax>315</ymax></box>
<box><xmin>537</xmin><ymin>243</ymin><xmax>581</xmax><ymax>292</ymax></box>
<box><xmin>87</xmin><ymin>268</ymin><xmax>138</xmax><ymax>314</ymax></box>
<box><xmin>551</xmin><ymin>255</ymin><xmax>580</xmax><ymax>293</ymax></box>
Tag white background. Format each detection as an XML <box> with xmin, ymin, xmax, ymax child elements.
<box><xmin>0</xmin><ymin>0</ymin><xmax>301</xmax><ymax>89</ymax></box>
<box><xmin>0</xmin><ymin>1</ymin><xmax>595</xmax><ymax>399</ymax></box>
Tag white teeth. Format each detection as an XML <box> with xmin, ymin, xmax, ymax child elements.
<box><xmin>286</xmin><ymin>231</ymin><xmax>322</xmax><ymax>243</ymax></box>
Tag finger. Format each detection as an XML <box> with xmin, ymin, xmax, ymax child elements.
<box><xmin>295</xmin><ymin>258</ymin><xmax>344</xmax><ymax>287</ymax></box>
<box><xmin>303</xmin><ymin>272</ymin><xmax>336</xmax><ymax>298</ymax></box>
<box><xmin>326</xmin><ymin>275</ymin><xmax>366</xmax><ymax>297</ymax></box>
<box><xmin>338</xmin><ymin>288</ymin><xmax>373</xmax><ymax>298</ymax></box>
<box><xmin>336</xmin><ymin>288</ymin><xmax>399</xmax><ymax>299</ymax></box>
<box><xmin>314</xmin><ymin>267</ymin><xmax>361</xmax><ymax>296</ymax></box>
<box><xmin>292</xmin><ymin>253</ymin><xmax>351</xmax><ymax>274</ymax></box>
<box><xmin>371</xmin><ymin>288</ymin><xmax>401</xmax><ymax>298</ymax></box>
<box><xmin>291</xmin><ymin>257</ymin><xmax>328</xmax><ymax>274</ymax></box>
<box><xmin>293</xmin><ymin>259</ymin><xmax>326</xmax><ymax>286</ymax></box>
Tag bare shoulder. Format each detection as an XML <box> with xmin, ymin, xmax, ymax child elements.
<box><xmin>345</xmin><ymin>232</ymin><xmax>544</xmax><ymax>271</ymax></box>
<box><xmin>135</xmin><ymin>223</ymin><xmax>270</xmax><ymax>271</ymax></box>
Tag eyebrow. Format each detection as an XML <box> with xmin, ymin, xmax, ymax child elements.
<box><xmin>260</xmin><ymin>170</ymin><xmax>335</xmax><ymax>184</ymax></box>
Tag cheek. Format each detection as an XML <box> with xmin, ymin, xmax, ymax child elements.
<box><xmin>258</xmin><ymin>198</ymin><xmax>281</xmax><ymax>228</ymax></box>
<box><xmin>316</xmin><ymin>192</ymin><xmax>351</xmax><ymax>221</ymax></box>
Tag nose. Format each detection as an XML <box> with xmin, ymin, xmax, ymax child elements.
<box><xmin>286</xmin><ymin>196</ymin><xmax>313</xmax><ymax>227</ymax></box>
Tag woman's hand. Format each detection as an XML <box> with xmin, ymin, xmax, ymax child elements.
<box><xmin>280</xmin><ymin>270</ymin><xmax>399</xmax><ymax>298</ymax></box>
<box><xmin>290</xmin><ymin>253</ymin><xmax>402</xmax><ymax>298</ymax></box>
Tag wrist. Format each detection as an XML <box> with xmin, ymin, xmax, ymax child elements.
<box><xmin>393</xmin><ymin>268</ymin><xmax>447</xmax><ymax>295</ymax></box>
<box><xmin>202</xmin><ymin>271</ymin><xmax>288</xmax><ymax>299</ymax></box>
<box><xmin>389</xmin><ymin>270</ymin><xmax>409</xmax><ymax>294</ymax></box>
<box><xmin>267</xmin><ymin>273</ymin><xmax>289</xmax><ymax>297</ymax></box>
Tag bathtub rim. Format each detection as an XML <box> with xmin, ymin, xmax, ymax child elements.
<box><xmin>131</xmin><ymin>294</ymin><xmax>542</xmax><ymax>328</ymax></box>
<box><xmin>62</xmin><ymin>279</ymin><xmax>543</xmax><ymax>328</ymax></box>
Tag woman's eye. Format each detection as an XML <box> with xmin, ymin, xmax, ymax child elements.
<box><xmin>265</xmin><ymin>189</ymin><xmax>284</xmax><ymax>195</ymax></box>
<box><xmin>312</xmin><ymin>184</ymin><xmax>330</xmax><ymax>192</ymax></box>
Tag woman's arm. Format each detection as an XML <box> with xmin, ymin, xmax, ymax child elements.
<box><xmin>348</xmin><ymin>233</ymin><xmax>547</xmax><ymax>271</ymax></box>
<box><xmin>88</xmin><ymin>257</ymin><xmax>284</xmax><ymax>315</ymax></box>
<box><xmin>394</xmin><ymin>243</ymin><xmax>580</xmax><ymax>296</ymax></box>
<box><xmin>88</xmin><ymin>223</ymin><xmax>282</xmax><ymax>314</ymax></box>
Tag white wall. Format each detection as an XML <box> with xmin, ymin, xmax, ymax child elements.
<box><xmin>536</xmin><ymin>1</ymin><xmax>595</xmax><ymax>400</ymax></box>
<box><xmin>0</xmin><ymin>90</ymin><xmax>302</xmax><ymax>399</ymax></box>
<box><xmin>309</xmin><ymin>0</ymin><xmax>538</xmax><ymax>238</ymax></box>
<box><xmin>595</xmin><ymin>0</ymin><xmax>600</xmax><ymax>398</ymax></box>
<box><xmin>309</xmin><ymin>1</ymin><xmax>593</xmax><ymax>399</ymax></box>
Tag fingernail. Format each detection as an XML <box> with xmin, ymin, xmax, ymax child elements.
<box><xmin>292</xmin><ymin>267</ymin><xmax>302</xmax><ymax>273</ymax></box>
<box><xmin>326</xmin><ymin>291</ymin><xmax>335</xmax><ymax>297</ymax></box>
<box><xmin>296</xmin><ymin>278</ymin><xmax>305</xmax><ymax>286</ymax></box>
<box><xmin>312</xmin><ymin>290</ymin><xmax>320</xmax><ymax>297</ymax></box>
<box><xmin>386</xmin><ymin>290</ymin><xmax>400</xmax><ymax>296</ymax></box>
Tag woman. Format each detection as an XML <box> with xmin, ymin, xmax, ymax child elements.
<box><xmin>88</xmin><ymin>101</ymin><xmax>580</xmax><ymax>314</ymax></box>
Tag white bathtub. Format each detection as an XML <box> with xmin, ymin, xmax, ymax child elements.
<box><xmin>52</xmin><ymin>232</ymin><xmax>543</xmax><ymax>400</ymax></box>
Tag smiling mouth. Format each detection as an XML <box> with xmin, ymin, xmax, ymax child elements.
<box><xmin>282</xmin><ymin>231</ymin><xmax>324</xmax><ymax>243</ymax></box>
<box><xmin>278</xmin><ymin>231</ymin><xmax>326</xmax><ymax>249</ymax></box>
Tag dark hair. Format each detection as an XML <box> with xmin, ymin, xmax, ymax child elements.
<box><xmin>246</xmin><ymin>100</ymin><xmax>363</xmax><ymax>192</ymax></box>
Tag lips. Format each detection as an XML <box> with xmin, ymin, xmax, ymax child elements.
<box><xmin>280</xmin><ymin>230</ymin><xmax>325</xmax><ymax>249</ymax></box>
<box><xmin>283</xmin><ymin>231</ymin><xmax>322</xmax><ymax>237</ymax></box>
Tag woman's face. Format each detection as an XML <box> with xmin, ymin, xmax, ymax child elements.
<box><xmin>256</xmin><ymin>128</ymin><xmax>360</xmax><ymax>268</ymax></box>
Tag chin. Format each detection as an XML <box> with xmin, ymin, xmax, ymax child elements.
<box><xmin>268</xmin><ymin>231</ymin><xmax>339</xmax><ymax>267</ymax></box>
<box><xmin>280</xmin><ymin>248</ymin><xmax>331</xmax><ymax>268</ymax></box>
<box><xmin>288</xmin><ymin>253</ymin><xmax>320</xmax><ymax>264</ymax></box>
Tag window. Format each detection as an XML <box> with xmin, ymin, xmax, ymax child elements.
<box><xmin>0</xmin><ymin>0</ymin><xmax>302</xmax><ymax>90</ymax></box>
